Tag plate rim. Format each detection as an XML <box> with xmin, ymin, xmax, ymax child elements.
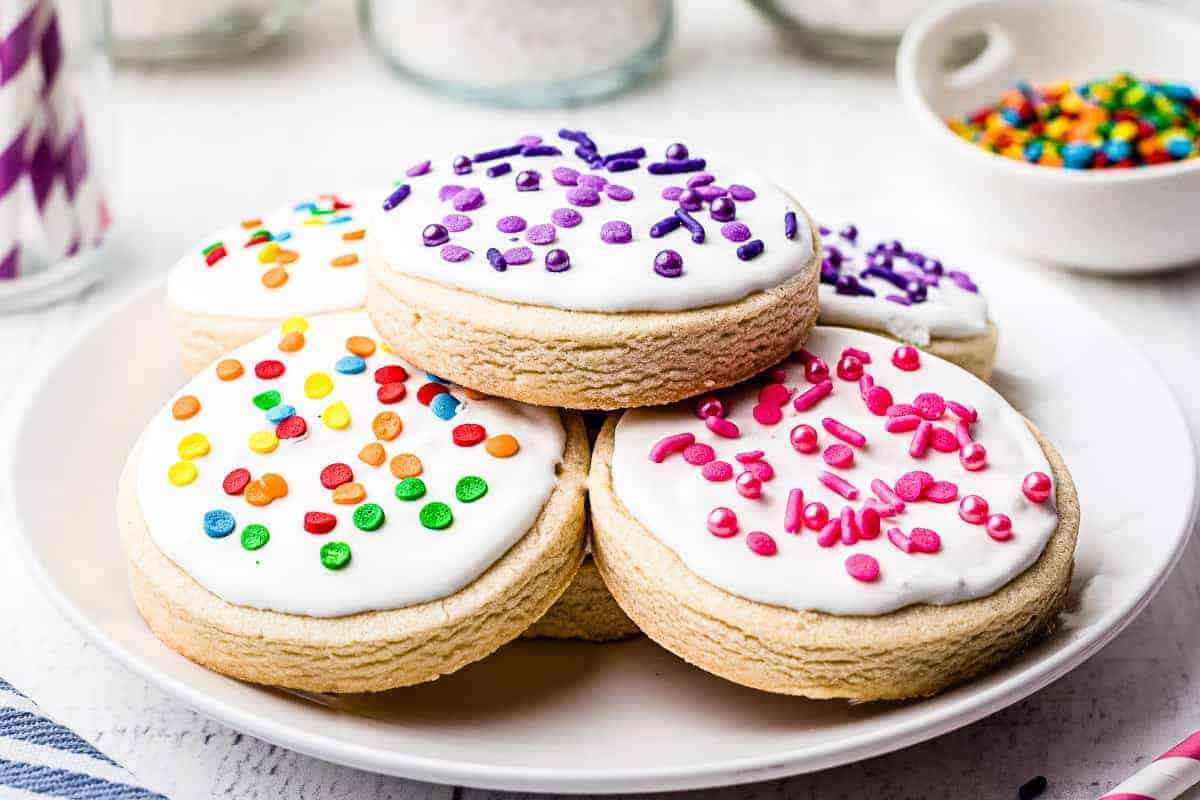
<box><xmin>8</xmin><ymin>277</ymin><xmax>1197</xmax><ymax>794</ymax></box>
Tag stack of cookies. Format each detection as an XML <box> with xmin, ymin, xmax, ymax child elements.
<box><xmin>121</xmin><ymin>130</ymin><xmax>1078</xmax><ymax>701</ymax></box>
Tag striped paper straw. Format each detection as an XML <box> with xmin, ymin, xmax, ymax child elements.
<box><xmin>0</xmin><ymin>0</ymin><xmax>41</xmax><ymax>279</ymax></box>
<box><xmin>1098</xmin><ymin>731</ymin><xmax>1200</xmax><ymax>800</ymax></box>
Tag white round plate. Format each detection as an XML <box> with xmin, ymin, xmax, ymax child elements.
<box><xmin>10</xmin><ymin>264</ymin><xmax>1196</xmax><ymax>794</ymax></box>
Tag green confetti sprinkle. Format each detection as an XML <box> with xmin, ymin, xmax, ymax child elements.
<box><xmin>353</xmin><ymin>503</ymin><xmax>385</xmax><ymax>532</ymax></box>
<box><xmin>455</xmin><ymin>476</ymin><xmax>488</xmax><ymax>503</ymax></box>
<box><xmin>252</xmin><ymin>390</ymin><xmax>281</xmax><ymax>410</ymax></box>
<box><xmin>320</xmin><ymin>541</ymin><xmax>351</xmax><ymax>570</ymax></box>
<box><xmin>419</xmin><ymin>502</ymin><xmax>453</xmax><ymax>530</ymax></box>
<box><xmin>201</xmin><ymin>241</ymin><xmax>224</xmax><ymax>255</ymax></box>
<box><xmin>241</xmin><ymin>524</ymin><xmax>270</xmax><ymax>551</ymax></box>
<box><xmin>395</xmin><ymin>478</ymin><xmax>426</xmax><ymax>501</ymax></box>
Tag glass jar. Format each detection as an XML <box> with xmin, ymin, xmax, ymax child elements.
<box><xmin>109</xmin><ymin>0</ymin><xmax>307</xmax><ymax>64</ymax></box>
<box><xmin>0</xmin><ymin>0</ymin><xmax>116</xmax><ymax>312</ymax></box>
<box><xmin>359</xmin><ymin>0</ymin><xmax>673</xmax><ymax>108</ymax></box>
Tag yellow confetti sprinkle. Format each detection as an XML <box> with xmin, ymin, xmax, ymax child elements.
<box><xmin>249</xmin><ymin>431</ymin><xmax>280</xmax><ymax>454</ymax></box>
<box><xmin>323</xmin><ymin>401</ymin><xmax>351</xmax><ymax>430</ymax></box>
<box><xmin>281</xmin><ymin>316</ymin><xmax>309</xmax><ymax>334</ymax></box>
<box><xmin>304</xmin><ymin>372</ymin><xmax>334</xmax><ymax>399</ymax></box>
<box><xmin>167</xmin><ymin>461</ymin><xmax>198</xmax><ymax>486</ymax></box>
<box><xmin>302</xmin><ymin>218</ymin><xmax>325</xmax><ymax>226</ymax></box>
<box><xmin>257</xmin><ymin>242</ymin><xmax>280</xmax><ymax>264</ymax></box>
<box><xmin>177</xmin><ymin>432</ymin><xmax>210</xmax><ymax>460</ymax></box>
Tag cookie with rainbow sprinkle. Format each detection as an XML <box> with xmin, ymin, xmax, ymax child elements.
<box><xmin>119</xmin><ymin>311</ymin><xmax>589</xmax><ymax>692</ymax></box>
<box><xmin>166</xmin><ymin>191</ymin><xmax>374</xmax><ymax>374</ymax></box>
<box><xmin>366</xmin><ymin>130</ymin><xmax>821</xmax><ymax>410</ymax></box>
<box><xmin>588</xmin><ymin>327</ymin><xmax>1078</xmax><ymax>700</ymax></box>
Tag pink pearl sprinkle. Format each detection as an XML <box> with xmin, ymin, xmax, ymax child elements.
<box><xmin>793</xmin><ymin>379</ymin><xmax>833</xmax><ymax>412</ymax></box>
<box><xmin>823</xmin><ymin>443</ymin><xmax>854</xmax><ymax>468</ymax></box>
<box><xmin>865</xmin><ymin>386</ymin><xmax>894</xmax><ymax>417</ymax></box>
<box><xmin>790</xmin><ymin>424</ymin><xmax>819</xmax><ymax>454</ymax></box>
<box><xmin>986</xmin><ymin>513</ymin><xmax>1013</xmax><ymax>541</ymax></box>
<box><xmin>1023</xmin><ymin>471</ymin><xmax>1052</xmax><ymax>503</ymax></box>
<box><xmin>955</xmin><ymin>420</ymin><xmax>973</xmax><ymax>447</ymax></box>
<box><xmin>887</xmin><ymin>403</ymin><xmax>919</xmax><ymax>417</ymax></box>
<box><xmin>707</xmin><ymin>507</ymin><xmax>738</xmax><ymax>537</ymax></box>
<box><xmin>930</xmin><ymin>426</ymin><xmax>959</xmax><ymax>453</ymax></box>
<box><xmin>752</xmin><ymin>403</ymin><xmax>783</xmax><ymax>426</ymax></box>
<box><xmin>683</xmin><ymin>443</ymin><xmax>716</xmax><ymax>466</ymax></box>
<box><xmin>840</xmin><ymin>505</ymin><xmax>859</xmax><ymax>545</ymax></box>
<box><xmin>758</xmin><ymin>383</ymin><xmax>790</xmax><ymax>407</ymax></box>
<box><xmin>886</xmin><ymin>414</ymin><xmax>922</xmax><ymax>434</ymax></box>
<box><xmin>649</xmin><ymin>432</ymin><xmax>694</xmax><ymax>463</ymax></box>
<box><xmin>845</xmin><ymin>553</ymin><xmax>880</xmax><ymax>582</ymax></box>
<box><xmin>926</xmin><ymin>480</ymin><xmax>959</xmax><ymax>503</ymax></box>
<box><xmin>858</xmin><ymin>506</ymin><xmax>881</xmax><ymax>539</ymax></box>
<box><xmin>910</xmin><ymin>527</ymin><xmax>942</xmax><ymax>552</ymax></box>
<box><xmin>803</xmin><ymin>501</ymin><xmax>829</xmax><ymax>530</ymax></box>
<box><xmin>822</xmin><ymin>417</ymin><xmax>867</xmax><ymax>447</ymax></box>
<box><xmin>735</xmin><ymin>450</ymin><xmax>764</xmax><ymax>463</ymax></box>
<box><xmin>746</xmin><ymin>531</ymin><xmax>778</xmax><ymax>556</ymax></box>
<box><xmin>946</xmin><ymin>400</ymin><xmax>978</xmax><ymax>423</ymax></box>
<box><xmin>914</xmin><ymin>392</ymin><xmax>946</xmax><ymax>420</ymax></box>
<box><xmin>702</xmin><ymin>460</ymin><xmax>734</xmax><ymax>481</ymax></box>
<box><xmin>817</xmin><ymin>518</ymin><xmax>841</xmax><ymax>548</ymax></box>
<box><xmin>887</xmin><ymin>527</ymin><xmax>914</xmax><ymax>554</ymax></box>
<box><xmin>871</xmin><ymin>478</ymin><xmax>906</xmax><ymax>513</ymax></box>
<box><xmin>844</xmin><ymin>346</ymin><xmax>872</xmax><ymax>364</ymax></box>
<box><xmin>706</xmin><ymin>415</ymin><xmax>740</xmax><ymax>439</ymax></box>
<box><xmin>909</xmin><ymin>421</ymin><xmax>932</xmax><ymax>458</ymax></box>
<box><xmin>735</xmin><ymin>470</ymin><xmax>762</xmax><ymax>499</ymax></box>
<box><xmin>818</xmin><ymin>470</ymin><xmax>859</xmax><ymax>499</ymax></box>
<box><xmin>894</xmin><ymin>470</ymin><xmax>934</xmax><ymax>501</ymax></box>
<box><xmin>804</xmin><ymin>358</ymin><xmax>830</xmax><ymax>383</ymax></box>
<box><xmin>784</xmin><ymin>488</ymin><xmax>804</xmax><ymax>533</ymax></box>
<box><xmin>836</xmin><ymin>354</ymin><xmax>864</xmax><ymax>382</ymax></box>
<box><xmin>695</xmin><ymin>397</ymin><xmax>725</xmax><ymax>419</ymax></box>
<box><xmin>960</xmin><ymin>442</ymin><xmax>988</xmax><ymax>471</ymax></box>
<box><xmin>959</xmin><ymin>494</ymin><xmax>990</xmax><ymax>524</ymax></box>
<box><xmin>892</xmin><ymin>345</ymin><xmax>921</xmax><ymax>371</ymax></box>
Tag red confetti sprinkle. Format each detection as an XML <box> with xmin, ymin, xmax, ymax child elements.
<box><xmin>375</xmin><ymin>365</ymin><xmax>409</xmax><ymax>384</ymax></box>
<box><xmin>701</xmin><ymin>460</ymin><xmax>734</xmax><ymax>481</ymax></box>
<box><xmin>930</xmin><ymin>426</ymin><xmax>959</xmax><ymax>452</ymax></box>
<box><xmin>914</xmin><ymin>392</ymin><xmax>947</xmax><ymax>420</ymax></box>
<box><xmin>377</xmin><ymin>382</ymin><xmax>407</xmax><ymax>404</ymax></box>
<box><xmin>304</xmin><ymin>511</ymin><xmax>337</xmax><ymax>534</ymax></box>
<box><xmin>865</xmin><ymin>385</ymin><xmax>893</xmax><ymax>416</ymax></box>
<box><xmin>320</xmin><ymin>462</ymin><xmax>354</xmax><ymax>489</ymax></box>
<box><xmin>894</xmin><ymin>470</ymin><xmax>934</xmax><ymax>501</ymax></box>
<box><xmin>752</xmin><ymin>403</ymin><xmax>783</xmax><ymax>425</ymax></box>
<box><xmin>254</xmin><ymin>359</ymin><xmax>285</xmax><ymax>380</ymax></box>
<box><xmin>222</xmin><ymin>468</ymin><xmax>251</xmax><ymax>495</ymax></box>
<box><xmin>417</xmin><ymin>382</ymin><xmax>449</xmax><ymax>406</ymax></box>
<box><xmin>275</xmin><ymin>415</ymin><xmax>308</xmax><ymax>439</ymax></box>
<box><xmin>452</xmin><ymin>423</ymin><xmax>487</xmax><ymax>447</ymax></box>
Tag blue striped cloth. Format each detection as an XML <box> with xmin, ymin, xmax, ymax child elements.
<box><xmin>0</xmin><ymin>677</ymin><xmax>167</xmax><ymax>799</ymax></box>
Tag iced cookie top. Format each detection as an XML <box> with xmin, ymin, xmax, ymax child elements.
<box><xmin>370</xmin><ymin>130</ymin><xmax>816</xmax><ymax>313</ymax></box>
<box><xmin>611</xmin><ymin>327</ymin><xmax>1058</xmax><ymax>616</ymax></box>
<box><xmin>166</xmin><ymin>191</ymin><xmax>372</xmax><ymax>320</ymax></box>
<box><xmin>816</xmin><ymin>224</ymin><xmax>989</xmax><ymax>346</ymax></box>
<box><xmin>136</xmin><ymin>311</ymin><xmax>565</xmax><ymax>618</ymax></box>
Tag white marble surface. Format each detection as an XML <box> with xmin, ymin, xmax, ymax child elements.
<box><xmin>1</xmin><ymin>1</ymin><xmax>1199</xmax><ymax>797</ymax></box>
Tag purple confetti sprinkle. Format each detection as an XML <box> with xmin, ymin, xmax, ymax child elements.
<box><xmin>452</xmin><ymin>187</ymin><xmax>485</xmax><ymax>212</ymax></box>
<box><xmin>443</xmin><ymin>213</ymin><xmax>473</xmax><ymax>232</ymax></box>
<box><xmin>728</xmin><ymin>184</ymin><xmax>756</xmax><ymax>201</ymax></box>
<box><xmin>405</xmin><ymin>161</ymin><xmax>431</xmax><ymax>177</ymax></box>
<box><xmin>440</xmin><ymin>245</ymin><xmax>472</xmax><ymax>263</ymax></box>
<box><xmin>686</xmin><ymin>173</ymin><xmax>715</xmax><ymax>188</ymax></box>
<box><xmin>438</xmin><ymin>184</ymin><xmax>464</xmax><ymax>202</ymax></box>
<box><xmin>697</xmin><ymin>185</ymin><xmax>727</xmax><ymax>201</ymax></box>
<box><xmin>661</xmin><ymin>186</ymin><xmax>683</xmax><ymax>201</ymax></box>
<box><xmin>516</xmin><ymin>134</ymin><xmax>542</xmax><ymax>147</ymax></box>
<box><xmin>551</xmin><ymin>207</ymin><xmax>583</xmax><ymax>227</ymax></box>
<box><xmin>552</xmin><ymin>166</ymin><xmax>580</xmax><ymax>186</ymax></box>
<box><xmin>886</xmin><ymin>294</ymin><xmax>913</xmax><ymax>306</ymax></box>
<box><xmin>526</xmin><ymin>223</ymin><xmax>557</xmax><ymax>245</ymax></box>
<box><xmin>721</xmin><ymin>222</ymin><xmax>752</xmax><ymax>242</ymax></box>
<box><xmin>503</xmin><ymin>246</ymin><xmax>533</xmax><ymax>265</ymax></box>
<box><xmin>605</xmin><ymin>184</ymin><xmax>634</xmax><ymax>201</ymax></box>
<box><xmin>566</xmin><ymin>186</ymin><xmax>601</xmax><ymax>207</ymax></box>
<box><xmin>496</xmin><ymin>215</ymin><xmax>527</xmax><ymax>233</ymax></box>
<box><xmin>600</xmin><ymin>220</ymin><xmax>633</xmax><ymax>244</ymax></box>
<box><xmin>577</xmin><ymin>174</ymin><xmax>607</xmax><ymax>190</ymax></box>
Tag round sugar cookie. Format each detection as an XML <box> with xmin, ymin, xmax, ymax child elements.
<box><xmin>814</xmin><ymin>222</ymin><xmax>998</xmax><ymax>381</ymax></box>
<box><xmin>167</xmin><ymin>191</ymin><xmax>374</xmax><ymax>374</ymax></box>
<box><xmin>120</xmin><ymin>311</ymin><xmax>588</xmax><ymax>693</ymax></box>
<box><xmin>589</xmin><ymin>326</ymin><xmax>1079</xmax><ymax>700</ymax></box>
<box><xmin>522</xmin><ymin>555</ymin><xmax>638</xmax><ymax>641</ymax></box>
<box><xmin>366</xmin><ymin>130</ymin><xmax>820</xmax><ymax>410</ymax></box>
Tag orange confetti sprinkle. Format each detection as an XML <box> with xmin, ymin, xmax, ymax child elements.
<box><xmin>372</xmin><ymin>411</ymin><xmax>402</xmax><ymax>441</ymax></box>
<box><xmin>485</xmin><ymin>434</ymin><xmax>520</xmax><ymax>458</ymax></box>
<box><xmin>342</xmin><ymin>229</ymin><xmax>366</xmax><ymax>241</ymax></box>
<box><xmin>359</xmin><ymin>442</ymin><xmax>386</xmax><ymax>466</ymax></box>
<box><xmin>330</xmin><ymin>253</ymin><xmax>359</xmax><ymax>268</ymax></box>
<box><xmin>245</xmin><ymin>480</ymin><xmax>272</xmax><ymax>507</ymax></box>
<box><xmin>240</xmin><ymin>218</ymin><xmax>262</xmax><ymax>229</ymax></box>
<box><xmin>262</xmin><ymin>266</ymin><xmax>288</xmax><ymax>288</ymax></box>
<box><xmin>216</xmin><ymin>359</ymin><xmax>244</xmax><ymax>381</ymax></box>
<box><xmin>390</xmin><ymin>453</ymin><xmax>423</xmax><ymax>479</ymax></box>
<box><xmin>262</xmin><ymin>472</ymin><xmax>289</xmax><ymax>499</ymax></box>
<box><xmin>346</xmin><ymin>336</ymin><xmax>376</xmax><ymax>357</ymax></box>
<box><xmin>172</xmin><ymin>395</ymin><xmax>201</xmax><ymax>420</ymax></box>
<box><xmin>278</xmin><ymin>331</ymin><xmax>305</xmax><ymax>352</ymax></box>
<box><xmin>332</xmin><ymin>482</ymin><xmax>366</xmax><ymax>505</ymax></box>
<box><xmin>463</xmin><ymin>388</ymin><xmax>489</xmax><ymax>401</ymax></box>
<box><xmin>275</xmin><ymin>249</ymin><xmax>300</xmax><ymax>264</ymax></box>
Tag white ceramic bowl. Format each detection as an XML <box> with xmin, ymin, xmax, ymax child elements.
<box><xmin>897</xmin><ymin>0</ymin><xmax>1200</xmax><ymax>273</ymax></box>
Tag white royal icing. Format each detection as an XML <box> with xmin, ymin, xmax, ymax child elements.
<box><xmin>136</xmin><ymin>311</ymin><xmax>566</xmax><ymax>618</ymax></box>
<box><xmin>166</xmin><ymin>191</ymin><xmax>374</xmax><ymax>320</ymax></box>
<box><xmin>611</xmin><ymin>327</ymin><xmax>1058</xmax><ymax>616</ymax></box>
<box><xmin>370</xmin><ymin>133</ymin><xmax>815</xmax><ymax>312</ymax></box>
<box><xmin>816</xmin><ymin>227</ymin><xmax>990</xmax><ymax>346</ymax></box>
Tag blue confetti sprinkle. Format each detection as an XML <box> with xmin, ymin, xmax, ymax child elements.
<box><xmin>292</xmin><ymin>202</ymin><xmax>317</xmax><ymax>213</ymax></box>
<box><xmin>425</xmin><ymin>372</ymin><xmax>446</xmax><ymax>383</ymax></box>
<box><xmin>336</xmin><ymin>356</ymin><xmax>367</xmax><ymax>375</ymax></box>
<box><xmin>327</xmin><ymin>214</ymin><xmax>353</xmax><ymax>225</ymax></box>
<box><xmin>275</xmin><ymin>230</ymin><xmax>292</xmax><ymax>242</ymax></box>
<box><xmin>203</xmin><ymin>510</ymin><xmax>236</xmax><ymax>539</ymax></box>
<box><xmin>429</xmin><ymin>392</ymin><xmax>460</xmax><ymax>420</ymax></box>
<box><xmin>265</xmin><ymin>404</ymin><xmax>296</xmax><ymax>423</ymax></box>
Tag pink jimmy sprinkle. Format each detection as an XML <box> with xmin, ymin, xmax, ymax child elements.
<box><xmin>752</xmin><ymin>403</ymin><xmax>783</xmax><ymax>426</ymax></box>
<box><xmin>909</xmin><ymin>421</ymin><xmax>932</xmax><ymax>458</ymax></box>
<box><xmin>929</xmin><ymin>426</ymin><xmax>959</xmax><ymax>453</ymax></box>
<box><xmin>885</xmin><ymin>414</ymin><xmax>922</xmax><ymax>433</ymax></box>
<box><xmin>702</xmin><ymin>460</ymin><xmax>734</xmax><ymax>481</ymax></box>
<box><xmin>864</xmin><ymin>498</ymin><xmax>899</xmax><ymax>518</ymax></box>
<box><xmin>845</xmin><ymin>553</ymin><xmax>880</xmax><ymax>582</ymax></box>
<box><xmin>817</xmin><ymin>518</ymin><xmax>841</xmax><ymax>547</ymax></box>
<box><xmin>746</xmin><ymin>460</ymin><xmax>775</xmax><ymax>481</ymax></box>
<box><xmin>706</xmin><ymin>415</ymin><xmax>740</xmax><ymax>438</ymax></box>
<box><xmin>844</xmin><ymin>346</ymin><xmax>872</xmax><ymax>364</ymax></box>
<box><xmin>803</xmin><ymin>501</ymin><xmax>829</xmax><ymax>530</ymax></box>
<box><xmin>746</xmin><ymin>531</ymin><xmax>778</xmax><ymax>556</ymax></box>
<box><xmin>759</xmin><ymin>383</ymin><xmax>790</xmax><ymax>406</ymax></box>
<box><xmin>793</xmin><ymin>379</ymin><xmax>833</xmax><ymax>412</ymax></box>
<box><xmin>857</xmin><ymin>506</ymin><xmax>881</xmax><ymax>539</ymax></box>
<box><xmin>887</xmin><ymin>527</ymin><xmax>914</xmax><ymax>554</ymax></box>
<box><xmin>840</xmin><ymin>505</ymin><xmax>859</xmax><ymax>545</ymax></box>
<box><xmin>683</xmin><ymin>443</ymin><xmax>716</xmax><ymax>466</ymax></box>
<box><xmin>818</xmin><ymin>470</ymin><xmax>859</xmax><ymax>499</ymax></box>
<box><xmin>735</xmin><ymin>450</ymin><xmax>765</xmax><ymax>463</ymax></box>
<box><xmin>649</xmin><ymin>432</ymin><xmax>695</xmax><ymax>463</ymax></box>
<box><xmin>823</xmin><ymin>443</ymin><xmax>854</xmax><ymax>468</ymax></box>
<box><xmin>784</xmin><ymin>488</ymin><xmax>804</xmax><ymax>533</ymax></box>
<box><xmin>859</xmin><ymin>374</ymin><xmax>875</xmax><ymax>400</ymax></box>
<box><xmin>955</xmin><ymin>419</ymin><xmax>973</xmax><ymax>447</ymax></box>
<box><xmin>865</xmin><ymin>385</ymin><xmax>894</xmax><ymax>416</ymax></box>
<box><xmin>946</xmin><ymin>400</ymin><xmax>978</xmax><ymax>423</ymax></box>
<box><xmin>822</xmin><ymin>417</ymin><xmax>867</xmax><ymax>447</ymax></box>
<box><xmin>909</xmin><ymin>527</ymin><xmax>942</xmax><ymax>553</ymax></box>
<box><xmin>887</xmin><ymin>403</ymin><xmax>919</xmax><ymax>417</ymax></box>
<box><xmin>871</xmin><ymin>478</ymin><xmax>906</xmax><ymax>512</ymax></box>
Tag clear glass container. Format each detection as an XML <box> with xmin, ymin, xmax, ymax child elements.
<box><xmin>0</xmin><ymin>0</ymin><xmax>116</xmax><ymax>312</ymax></box>
<box><xmin>109</xmin><ymin>0</ymin><xmax>307</xmax><ymax>64</ymax></box>
<box><xmin>359</xmin><ymin>0</ymin><xmax>673</xmax><ymax>108</ymax></box>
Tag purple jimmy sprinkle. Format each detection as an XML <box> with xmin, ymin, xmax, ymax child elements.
<box><xmin>664</xmin><ymin>142</ymin><xmax>689</xmax><ymax>161</ymax></box>
<box><xmin>907</xmin><ymin>252</ymin><xmax>927</xmax><ymax>268</ymax></box>
<box><xmin>697</xmin><ymin>185</ymin><xmax>727</xmax><ymax>201</ymax></box>
<box><xmin>405</xmin><ymin>161</ymin><xmax>431</xmax><ymax>178</ymax></box>
<box><xmin>819</xmin><ymin>224</ymin><xmax>831</xmax><ymax>236</ymax></box>
<box><xmin>721</xmin><ymin>222</ymin><xmax>751</xmax><ymax>243</ymax></box>
<box><xmin>835</xmin><ymin>274</ymin><xmax>861</xmax><ymax>295</ymax></box>
<box><xmin>522</xmin><ymin>144</ymin><xmax>563</xmax><ymax>157</ymax></box>
<box><xmin>648</xmin><ymin>158</ymin><xmax>707</xmax><ymax>175</ymax></box>
<box><xmin>710</xmin><ymin>196</ymin><xmax>736</xmax><ymax>222</ymax></box>
<box><xmin>443</xmin><ymin>213</ymin><xmax>473</xmax><ymax>232</ymax></box>
<box><xmin>576</xmin><ymin>144</ymin><xmax>603</xmax><ymax>166</ymax></box>
<box><xmin>600</xmin><ymin>220</ymin><xmax>633</xmax><ymax>244</ymax></box>
<box><xmin>422</xmin><ymin>223</ymin><xmax>449</xmax><ymax>247</ymax></box>
<box><xmin>451</xmin><ymin>187</ymin><xmax>485</xmax><ymax>212</ymax></box>
<box><xmin>544</xmin><ymin>248</ymin><xmax>571</xmax><ymax>272</ymax></box>
<box><xmin>728</xmin><ymin>184</ymin><xmax>756</xmax><ymax>201</ymax></box>
<box><xmin>452</xmin><ymin>155</ymin><xmax>472</xmax><ymax>175</ymax></box>
<box><xmin>673</xmin><ymin>208</ymin><xmax>705</xmax><ymax>243</ymax></box>
<box><xmin>516</xmin><ymin>134</ymin><xmax>542</xmax><ymax>147</ymax></box>
<box><xmin>440</xmin><ymin>244</ymin><xmax>472</xmax><ymax>262</ymax></box>
<box><xmin>654</xmin><ymin>249</ymin><xmax>684</xmax><ymax>278</ymax></box>
<box><xmin>437</xmin><ymin>184</ymin><xmax>464</xmax><ymax>202</ymax></box>
<box><xmin>496</xmin><ymin>215</ymin><xmax>527</xmax><ymax>234</ymax></box>
<box><xmin>602</xmin><ymin>147</ymin><xmax>646</xmax><ymax>164</ymax></box>
<box><xmin>948</xmin><ymin>270</ymin><xmax>979</xmax><ymax>292</ymax></box>
<box><xmin>515</xmin><ymin>170</ymin><xmax>541</xmax><ymax>191</ymax></box>
<box><xmin>924</xmin><ymin>258</ymin><xmax>944</xmax><ymax>275</ymax></box>
<box><xmin>566</xmin><ymin>186</ymin><xmax>601</xmax><ymax>207</ymax></box>
<box><xmin>503</xmin><ymin>246</ymin><xmax>533</xmax><ymax>265</ymax></box>
<box><xmin>820</xmin><ymin>261</ymin><xmax>839</xmax><ymax>284</ymax></box>
<box><xmin>486</xmin><ymin>247</ymin><xmax>507</xmax><ymax>272</ymax></box>
<box><xmin>382</xmin><ymin>184</ymin><xmax>411</xmax><ymax>211</ymax></box>
<box><xmin>886</xmin><ymin>294</ymin><xmax>913</xmax><ymax>306</ymax></box>
<box><xmin>678</xmin><ymin>188</ymin><xmax>703</xmax><ymax>212</ymax></box>
<box><xmin>861</xmin><ymin>264</ymin><xmax>907</xmax><ymax>290</ymax></box>
<box><xmin>550</xmin><ymin>207</ymin><xmax>582</xmax><ymax>227</ymax></box>
<box><xmin>737</xmin><ymin>239</ymin><xmax>764</xmax><ymax>261</ymax></box>
<box><xmin>552</xmin><ymin>166</ymin><xmax>580</xmax><ymax>186</ymax></box>
<box><xmin>650</xmin><ymin>215</ymin><xmax>682</xmax><ymax>238</ymax></box>
<box><xmin>605</xmin><ymin>184</ymin><xmax>634</xmax><ymax>201</ymax></box>
<box><xmin>558</xmin><ymin>128</ymin><xmax>597</xmax><ymax>151</ymax></box>
<box><xmin>784</xmin><ymin>211</ymin><xmax>798</xmax><ymax>240</ymax></box>
<box><xmin>526</xmin><ymin>223</ymin><xmax>557</xmax><ymax>245</ymax></box>
<box><xmin>474</xmin><ymin>144</ymin><xmax>523</xmax><ymax>162</ymax></box>
<box><xmin>839</xmin><ymin>224</ymin><xmax>858</xmax><ymax>242</ymax></box>
<box><xmin>577</xmin><ymin>174</ymin><xmax>608</xmax><ymax>191</ymax></box>
<box><xmin>486</xmin><ymin>162</ymin><xmax>512</xmax><ymax>178</ymax></box>
<box><xmin>825</xmin><ymin>245</ymin><xmax>845</xmax><ymax>267</ymax></box>
<box><xmin>686</xmin><ymin>173</ymin><xmax>715</xmax><ymax>188</ymax></box>
<box><xmin>661</xmin><ymin>186</ymin><xmax>683</xmax><ymax>201</ymax></box>
<box><xmin>606</xmin><ymin>158</ymin><xmax>639</xmax><ymax>172</ymax></box>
